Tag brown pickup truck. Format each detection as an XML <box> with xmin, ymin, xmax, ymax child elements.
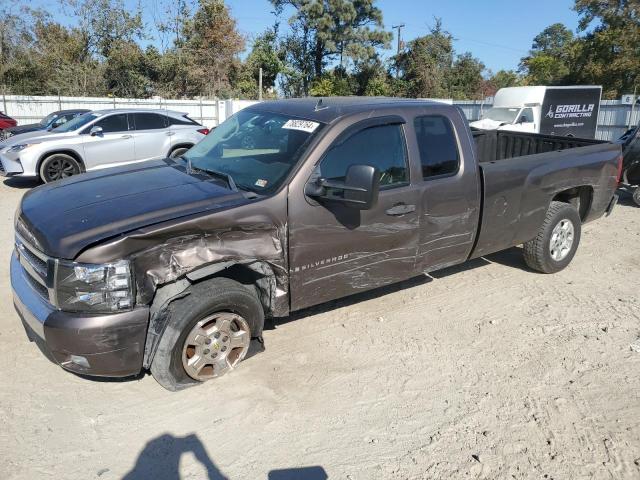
<box><xmin>11</xmin><ymin>98</ymin><xmax>623</xmax><ymax>390</ymax></box>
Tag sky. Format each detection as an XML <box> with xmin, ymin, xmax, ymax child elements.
<box><xmin>26</xmin><ymin>0</ymin><xmax>582</xmax><ymax>73</ymax></box>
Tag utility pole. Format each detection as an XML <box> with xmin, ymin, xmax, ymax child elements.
<box><xmin>392</xmin><ymin>23</ymin><xmax>405</xmax><ymax>78</ymax></box>
<box><xmin>258</xmin><ymin>68</ymin><xmax>263</xmax><ymax>101</ymax></box>
<box><xmin>392</xmin><ymin>23</ymin><xmax>405</xmax><ymax>55</ymax></box>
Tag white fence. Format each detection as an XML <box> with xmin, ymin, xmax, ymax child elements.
<box><xmin>0</xmin><ymin>95</ymin><xmax>260</xmax><ymax>129</ymax></box>
<box><xmin>1</xmin><ymin>94</ymin><xmax>638</xmax><ymax>141</ymax></box>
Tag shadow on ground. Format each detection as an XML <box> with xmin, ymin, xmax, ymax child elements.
<box><xmin>3</xmin><ymin>177</ymin><xmax>40</xmax><ymax>189</ymax></box>
<box><xmin>121</xmin><ymin>433</ymin><xmax>327</xmax><ymax>480</ymax></box>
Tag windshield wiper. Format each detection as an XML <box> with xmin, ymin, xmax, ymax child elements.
<box><xmin>182</xmin><ymin>156</ymin><xmax>238</xmax><ymax>192</ymax></box>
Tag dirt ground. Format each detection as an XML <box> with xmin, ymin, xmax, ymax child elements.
<box><xmin>0</xmin><ymin>177</ymin><xmax>639</xmax><ymax>480</ymax></box>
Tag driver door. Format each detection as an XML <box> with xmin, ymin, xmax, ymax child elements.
<box><xmin>288</xmin><ymin>118</ymin><xmax>421</xmax><ymax>311</ymax></box>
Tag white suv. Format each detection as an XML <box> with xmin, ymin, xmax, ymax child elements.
<box><xmin>0</xmin><ymin>109</ymin><xmax>209</xmax><ymax>183</ymax></box>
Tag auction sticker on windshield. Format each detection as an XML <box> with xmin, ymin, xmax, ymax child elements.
<box><xmin>282</xmin><ymin>119</ymin><xmax>320</xmax><ymax>133</ymax></box>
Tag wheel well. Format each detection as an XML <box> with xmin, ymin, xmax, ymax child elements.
<box><xmin>168</xmin><ymin>143</ymin><xmax>194</xmax><ymax>156</ymax></box>
<box><xmin>143</xmin><ymin>263</ymin><xmax>275</xmax><ymax>369</ymax></box>
<box><xmin>552</xmin><ymin>186</ymin><xmax>593</xmax><ymax>221</ymax></box>
<box><xmin>37</xmin><ymin>150</ymin><xmax>86</xmax><ymax>175</ymax></box>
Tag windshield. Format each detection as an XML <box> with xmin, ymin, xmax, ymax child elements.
<box><xmin>38</xmin><ymin>113</ymin><xmax>58</xmax><ymax>127</ymax></box>
<box><xmin>482</xmin><ymin>107</ymin><xmax>521</xmax><ymax>124</ymax></box>
<box><xmin>183</xmin><ymin>109</ymin><xmax>323</xmax><ymax>194</ymax></box>
<box><xmin>51</xmin><ymin>113</ymin><xmax>98</xmax><ymax>133</ymax></box>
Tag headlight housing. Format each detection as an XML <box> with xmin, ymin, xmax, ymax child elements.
<box><xmin>55</xmin><ymin>260</ymin><xmax>135</xmax><ymax>313</ymax></box>
<box><xmin>8</xmin><ymin>143</ymin><xmax>37</xmax><ymax>153</ymax></box>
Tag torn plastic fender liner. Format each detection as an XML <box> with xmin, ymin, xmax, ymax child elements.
<box><xmin>141</xmin><ymin>259</ymin><xmax>278</xmax><ymax>368</ymax></box>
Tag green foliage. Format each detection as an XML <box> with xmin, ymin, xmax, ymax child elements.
<box><xmin>271</xmin><ymin>0</ymin><xmax>391</xmax><ymax>95</ymax></box>
<box><xmin>392</xmin><ymin>20</ymin><xmax>485</xmax><ymax>99</ymax></box>
<box><xmin>2</xmin><ymin>0</ymin><xmax>636</xmax><ymax>101</ymax></box>
<box><xmin>519</xmin><ymin>23</ymin><xmax>574</xmax><ymax>85</ymax></box>
<box><xmin>488</xmin><ymin>70</ymin><xmax>523</xmax><ymax>91</ymax></box>
<box><xmin>572</xmin><ymin>0</ymin><xmax>640</xmax><ymax>98</ymax></box>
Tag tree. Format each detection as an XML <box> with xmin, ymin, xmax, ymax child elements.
<box><xmin>184</xmin><ymin>0</ymin><xmax>245</xmax><ymax>98</ymax></box>
<box><xmin>450</xmin><ymin>53</ymin><xmax>485</xmax><ymax>99</ymax></box>
<box><xmin>519</xmin><ymin>23</ymin><xmax>575</xmax><ymax>85</ymax></box>
<box><xmin>64</xmin><ymin>0</ymin><xmax>144</xmax><ymax>59</ymax></box>
<box><xmin>238</xmin><ymin>27</ymin><xmax>284</xmax><ymax>98</ymax></box>
<box><xmin>272</xmin><ymin>0</ymin><xmax>391</xmax><ymax>95</ymax></box>
<box><xmin>572</xmin><ymin>0</ymin><xmax>640</xmax><ymax>98</ymax></box>
<box><xmin>487</xmin><ymin>70</ymin><xmax>522</xmax><ymax>91</ymax></box>
<box><xmin>393</xmin><ymin>20</ymin><xmax>455</xmax><ymax>98</ymax></box>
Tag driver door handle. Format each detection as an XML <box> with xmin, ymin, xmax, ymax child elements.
<box><xmin>385</xmin><ymin>203</ymin><xmax>416</xmax><ymax>216</ymax></box>
<box><xmin>121</xmin><ymin>134</ymin><xmax>133</xmax><ymax>139</ymax></box>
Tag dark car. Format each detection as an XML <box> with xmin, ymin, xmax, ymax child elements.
<box><xmin>0</xmin><ymin>111</ymin><xmax>17</xmax><ymax>132</ymax></box>
<box><xmin>11</xmin><ymin>98</ymin><xmax>626</xmax><ymax>390</ymax></box>
<box><xmin>0</xmin><ymin>109</ymin><xmax>90</xmax><ymax>140</ymax></box>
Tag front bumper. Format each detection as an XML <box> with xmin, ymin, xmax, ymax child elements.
<box><xmin>11</xmin><ymin>253</ymin><xmax>150</xmax><ymax>377</ymax></box>
<box><xmin>0</xmin><ymin>152</ymin><xmax>24</xmax><ymax>177</ymax></box>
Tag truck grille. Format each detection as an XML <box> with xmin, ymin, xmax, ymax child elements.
<box><xmin>15</xmin><ymin>234</ymin><xmax>53</xmax><ymax>303</ymax></box>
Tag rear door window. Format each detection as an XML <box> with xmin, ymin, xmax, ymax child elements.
<box><xmin>414</xmin><ymin>116</ymin><xmax>460</xmax><ymax>179</ymax></box>
<box><xmin>132</xmin><ymin>113</ymin><xmax>168</xmax><ymax>130</ymax></box>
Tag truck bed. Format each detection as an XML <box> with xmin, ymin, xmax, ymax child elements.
<box><xmin>469</xmin><ymin>129</ymin><xmax>621</xmax><ymax>259</ymax></box>
<box><xmin>472</xmin><ymin>128</ymin><xmax>605</xmax><ymax>163</ymax></box>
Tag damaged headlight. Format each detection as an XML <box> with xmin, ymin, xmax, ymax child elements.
<box><xmin>55</xmin><ymin>260</ymin><xmax>134</xmax><ymax>313</ymax></box>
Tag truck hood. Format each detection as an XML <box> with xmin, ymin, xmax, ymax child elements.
<box><xmin>17</xmin><ymin>159</ymin><xmax>249</xmax><ymax>259</ymax></box>
<box><xmin>469</xmin><ymin>118</ymin><xmax>506</xmax><ymax>130</ymax></box>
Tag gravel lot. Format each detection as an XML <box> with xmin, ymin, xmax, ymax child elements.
<box><xmin>1</xmin><ymin>177</ymin><xmax>639</xmax><ymax>480</ymax></box>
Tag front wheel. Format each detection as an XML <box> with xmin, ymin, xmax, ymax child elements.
<box><xmin>633</xmin><ymin>186</ymin><xmax>640</xmax><ymax>207</ymax></box>
<box><xmin>151</xmin><ymin>278</ymin><xmax>264</xmax><ymax>391</ymax></box>
<box><xmin>523</xmin><ymin>201</ymin><xmax>582</xmax><ymax>274</ymax></box>
<box><xmin>39</xmin><ymin>154</ymin><xmax>82</xmax><ymax>183</ymax></box>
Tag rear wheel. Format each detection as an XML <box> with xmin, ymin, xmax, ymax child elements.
<box><xmin>169</xmin><ymin>146</ymin><xmax>190</xmax><ymax>159</ymax></box>
<box><xmin>523</xmin><ymin>201</ymin><xmax>582</xmax><ymax>273</ymax></box>
<box><xmin>633</xmin><ymin>186</ymin><xmax>640</xmax><ymax>207</ymax></box>
<box><xmin>39</xmin><ymin>154</ymin><xmax>81</xmax><ymax>183</ymax></box>
<box><xmin>151</xmin><ymin>278</ymin><xmax>264</xmax><ymax>391</ymax></box>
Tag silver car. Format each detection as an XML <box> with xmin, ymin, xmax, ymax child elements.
<box><xmin>0</xmin><ymin>109</ymin><xmax>209</xmax><ymax>183</ymax></box>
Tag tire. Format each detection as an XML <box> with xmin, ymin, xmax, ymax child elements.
<box><xmin>151</xmin><ymin>278</ymin><xmax>264</xmax><ymax>391</ymax></box>
<box><xmin>39</xmin><ymin>153</ymin><xmax>82</xmax><ymax>183</ymax></box>
<box><xmin>523</xmin><ymin>201</ymin><xmax>582</xmax><ymax>274</ymax></box>
<box><xmin>633</xmin><ymin>186</ymin><xmax>640</xmax><ymax>207</ymax></box>
<box><xmin>169</xmin><ymin>146</ymin><xmax>190</xmax><ymax>159</ymax></box>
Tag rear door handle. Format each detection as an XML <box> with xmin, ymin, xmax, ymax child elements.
<box><xmin>166</xmin><ymin>131</ymin><xmax>175</xmax><ymax>136</ymax></box>
<box><xmin>121</xmin><ymin>134</ymin><xmax>133</xmax><ymax>139</ymax></box>
<box><xmin>385</xmin><ymin>203</ymin><xmax>416</xmax><ymax>216</ymax></box>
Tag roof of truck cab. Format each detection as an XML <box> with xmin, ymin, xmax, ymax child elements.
<box><xmin>247</xmin><ymin>97</ymin><xmax>448</xmax><ymax>123</ymax></box>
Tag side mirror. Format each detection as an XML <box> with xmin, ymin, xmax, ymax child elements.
<box><xmin>89</xmin><ymin>125</ymin><xmax>103</xmax><ymax>137</ymax></box>
<box><xmin>518</xmin><ymin>116</ymin><xmax>529</xmax><ymax>124</ymax></box>
<box><xmin>305</xmin><ymin>164</ymin><xmax>380</xmax><ymax>210</ymax></box>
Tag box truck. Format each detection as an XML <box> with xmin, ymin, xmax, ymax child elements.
<box><xmin>471</xmin><ymin>86</ymin><xmax>602</xmax><ymax>138</ymax></box>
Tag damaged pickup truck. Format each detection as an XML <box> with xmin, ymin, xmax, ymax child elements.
<box><xmin>11</xmin><ymin>98</ymin><xmax>623</xmax><ymax>390</ymax></box>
